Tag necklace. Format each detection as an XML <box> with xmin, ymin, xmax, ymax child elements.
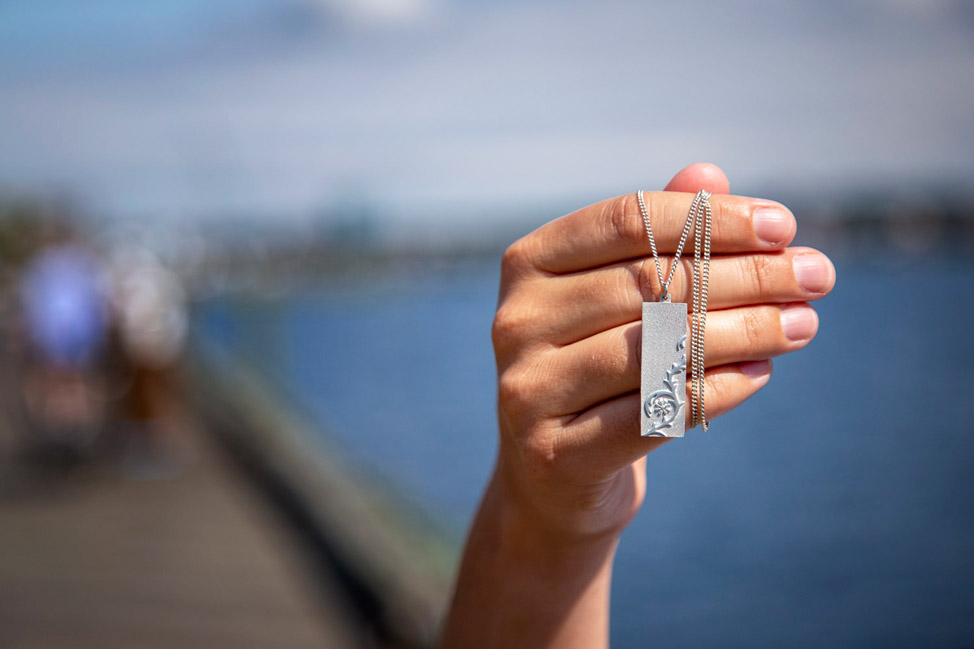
<box><xmin>637</xmin><ymin>189</ymin><xmax>713</xmax><ymax>436</ymax></box>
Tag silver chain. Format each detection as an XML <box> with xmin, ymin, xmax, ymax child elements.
<box><xmin>637</xmin><ymin>190</ymin><xmax>697</xmax><ymax>301</ymax></box>
<box><xmin>690</xmin><ymin>192</ymin><xmax>712</xmax><ymax>431</ymax></box>
<box><xmin>637</xmin><ymin>189</ymin><xmax>713</xmax><ymax>431</ymax></box>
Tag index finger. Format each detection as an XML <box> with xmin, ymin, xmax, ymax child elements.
<box><xmin>517</xmin><ymin>191</ymin><xmax>796</xmax><ymax>275</ymax></box>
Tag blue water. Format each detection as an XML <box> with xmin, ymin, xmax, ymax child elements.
<box><xmin>198</xmin><ymin>254</ymin><xmax>974</xmax><ymax>648</ymax></box>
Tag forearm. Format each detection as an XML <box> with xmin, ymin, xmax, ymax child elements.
<box><xmin>438</xmin><ymin>470</ymin><xmax>619</xmax><ymax>649</ymax></box>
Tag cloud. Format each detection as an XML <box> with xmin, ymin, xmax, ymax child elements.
<box><xmin>1</xmin><ymin>1</ymin><xmax>972</xmax><ymax>226</ymax></box>
<box><xmin>306</xmin><ymin>0</ymin><xmax>442</xmax><ymax>28</ymax></box>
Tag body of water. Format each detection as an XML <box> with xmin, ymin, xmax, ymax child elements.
<box><xmin>198</xmin><ymin>253</ymin><xmax>974</xmax><ymax>648</ymax></box>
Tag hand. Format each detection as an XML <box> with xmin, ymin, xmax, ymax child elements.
<box><xmin>439</xmin><ymin>163</ymin><xmax>836</xmax><ymax>649</ymax></box>
<box><xmin>490</xmin><ymin>163</ymin><xmax>835</xmax><ymax>541</ymax></box>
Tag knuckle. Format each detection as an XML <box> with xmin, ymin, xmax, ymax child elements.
<box><xmin>491</xmin><ymin>302</ymin><xmax>518</xmax><ymax>343</ymax></box>
<box><xmin>591</xmin><ymin>329</ymin><xmax>631</xmax><ymax>378</ymax></box>
<box><xmin>497</xmin><ymin>363</ymin><xmax>543</xmax><ymax>413</ymax></box>
<box><xmin>631</xmin><ymin>258</ymin><xmax>659</xmax><ymax>302</ymax></box>
<box><xmin>518</xmin><ymin>427</ymin><xmax>561</xmax><ymax>483</ymax></box>
<box><xmin>605</xmin><ymin>193</ymin><xmax>644</xmax><ymax>247</ymax></box>
<box><xmin>491</xmin><ymin>296</ymin><xmax>540</xmax><ymax>350</ymax></box>
<box><xmin>709</xmin><ymin>198</ymin><xmax>731</xmax><ymax>244</ymax></box>
<box><xmin>609</xmin><ymin>323</ymin><xmax>642</xmax><ymax>374</ymax></box>
<box><xmin>745</xmin><ymin>254</ymin><xmax>775</xmax><ymax>296</ymax></box>
<box><xmin>740</xmin><ymin>308</ymin><xmax>766</xmax><ymax>349</ymax></box>
<box><xmin>674</xmin><ymin>257</ymin><xmax>694</xmax><ymax>302</ymax></box>
<box><xmin>500</xmin><ymin>237</ymin><xmax>534</xmax><ymax>276</ymax></box>
<box><xmin>704</xmin><ymin>370</ymin><xmax>730</xmax><ymax>408</ymax></box>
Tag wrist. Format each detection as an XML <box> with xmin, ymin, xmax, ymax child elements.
<box><xmin>486</xmin><ymin>461</ymin><xmax>621</xmax><ymax>568</ymax></box>
<box><xmin>439</xmin><ymin>466</ymin><xmax>619</xmax><ymax>649</ymax></box>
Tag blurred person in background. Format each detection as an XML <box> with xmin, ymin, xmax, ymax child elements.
<box><xmin>108</xmin><ymin>244</ymin><xmax>191</xmax><ymax>479</ymax></box>
<box><xmin>17</xmin><ymin>234</ymin><xmax>110</xmax><ymax>471</ymax></box>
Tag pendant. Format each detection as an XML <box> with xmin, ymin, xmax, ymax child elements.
<box><xmin>640</xmin><ymin>301</ymin><xmax>688</xmax><ymax>438</ymax></box>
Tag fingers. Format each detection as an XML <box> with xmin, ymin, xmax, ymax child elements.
<box><xmin>549</xmin><ymin>362</ymin><xmax>773</xmax><ymax>481</ymax></box>
<box><xmin>502</xmin><ymin>248</ymin><xmax>835</xmax><ymax>345</ymax></box>
<box><xmin>509</xmin><ymin>191</ymin><xmax>796</xmax><ymax>275</ymax></box>
<box><xmin>664</xmin><ymin>162</ymin><xmax>731</xmax><ymax>195</ymax></box>
<box><xmin>537</xmin><ymin>304</ymin><xmax>815</xmax><ymax>416</ymax></box>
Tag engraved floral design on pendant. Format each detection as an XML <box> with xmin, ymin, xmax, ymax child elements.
<box><xmin>643</xmin><ymin>335</ymin><xmax>687</xmax><ymax>437</ymax></box>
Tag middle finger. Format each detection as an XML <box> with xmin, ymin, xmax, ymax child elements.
<box><xmin>513</xmin><ymin>247</ymin><xmax>834</xmax><ymax>345</ymax></box>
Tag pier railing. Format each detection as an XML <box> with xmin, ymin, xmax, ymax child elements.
<box><xmin>186</xmin><ymin>341</ymin><xmax>457</xmax><ymax>648</ymax></box>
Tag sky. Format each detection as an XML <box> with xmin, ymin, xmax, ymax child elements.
<box><xmin>1</xmin><ymin>0</ymin><xmax>973</xmax><ymax>231</ymax></box>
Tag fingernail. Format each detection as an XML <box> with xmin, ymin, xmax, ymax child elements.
<box><xmin>780</xmin><ymin>305</ymin><xmax>817</xmax><ymax>342</ymax></box>
<box><xmin>793</xmin><ymin>254</ymin><xmax>833</xmax><ymax>293</ymax></box>
<box><xmin>740</xmin><ymin>359</ymin><xmax>772</xmax><ymax>379</ymax></box>
<box><xmin>753</xmin><ymin>207</ymin><xmax>792</xmax><ymax>245</ymax></box>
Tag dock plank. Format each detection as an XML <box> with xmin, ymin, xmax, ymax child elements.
<box><xmin>0</xmin><ymin>426</ymin><xmax>360</xmax><ymax>649</ymax></box>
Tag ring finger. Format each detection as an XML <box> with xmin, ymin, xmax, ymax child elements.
<box><xmin>538</xmin><ymin>303</ymin><xmax>817</xmax><ymax>416</ymax></box>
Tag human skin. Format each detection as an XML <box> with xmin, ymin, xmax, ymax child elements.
<box><xmin>437</xmin><ymin>163</ymin><xmax>836</xmax><ymax>648</ymax></box>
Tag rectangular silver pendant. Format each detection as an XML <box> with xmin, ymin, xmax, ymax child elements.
<box><xmin>640</xmin><ymin>301</ymin><xmax>688</xmax><ymax>438</ymax></box>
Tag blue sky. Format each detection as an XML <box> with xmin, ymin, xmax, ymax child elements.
<box><xmin>1</xmin><ymin>0</ymin><xmax>972</xmax><ymax>229</ymax></box>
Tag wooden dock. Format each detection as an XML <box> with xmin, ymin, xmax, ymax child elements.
<box><xmin>0</xmin><ymin>410</ymin><xmax>363</xmax><ymax>648</ymax></box>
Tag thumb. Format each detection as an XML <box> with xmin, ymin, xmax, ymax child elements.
<box><xmin>663</xmin><ymin>162</ymin><xmax>730</xmax><ymax>194</ymax></box>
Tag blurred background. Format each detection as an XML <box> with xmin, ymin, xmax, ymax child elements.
<box><xmin>1</xmin><ymin>1</ymin><xmax>973</xmax><ymax>647</ymax></box>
